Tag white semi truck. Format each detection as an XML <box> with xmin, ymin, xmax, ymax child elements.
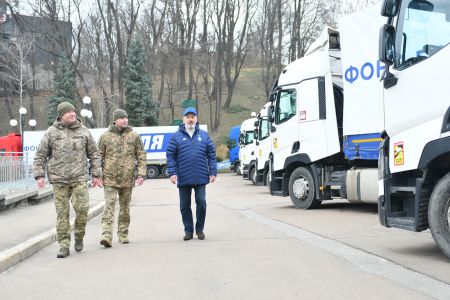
<box><xmin>254</xmin><ymin>102</ymin><xmax>272</xmax><ymax>187</ymax></box>
<box><xmin>266</xmin><ymin>8</ymin><xmax>385</xmax><ymax>208</ymax></box>
<box><xmin>238</xmin><ymin>114</ymin><xmax>257</xmax><ymax>181</ymax></box>
<box><xmin>378</xmin><ymin>0</ymin><xmax>450</xmax><ymax>258</ymax></box>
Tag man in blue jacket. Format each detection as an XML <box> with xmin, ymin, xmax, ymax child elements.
<box><xmin>166</xmin><ymin>107</ymin><xmax>217</xmax><ymax>241</ymax></box>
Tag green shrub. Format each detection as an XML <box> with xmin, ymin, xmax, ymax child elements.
<box><xmin>215</xmin><ymin>144</ymin><xmax>229</xmax><ymax>162</ymax></box>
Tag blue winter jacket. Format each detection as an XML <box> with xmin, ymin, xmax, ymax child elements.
<box><xmin>166</xmin><ymin>123</ymin><xmax>217</xmax><ymax>187</ymax></box>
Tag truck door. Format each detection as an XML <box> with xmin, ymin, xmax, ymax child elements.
<box><xmin>296</xmin><ymin>75</ymin><xmax>339</xmax><ymax>163</ymax></box>
<box><xmin>272</xmin><ymin>87</ymin><xmax>298</xmax><ymax>171</ymax></box>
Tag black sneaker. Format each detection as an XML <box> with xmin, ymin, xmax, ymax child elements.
<box><xmin>196</xmin><ymin>232</ymin><xmax>205</xmax><ymax>240</ymax></box>
<box><xmin>183</xmin><ymin>233</ymin><xmax>193</xmax><ymax>241</ymax></box>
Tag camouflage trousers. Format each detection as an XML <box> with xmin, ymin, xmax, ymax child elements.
<box><xmin>101</xmin><ymin>186</ymin><xmax>133</xmax><ymax>241</ymax></box>
<box><xmin>53</xmin><ymin>182</ymin><xmax>89</xmax><ymax>249</ymax></box>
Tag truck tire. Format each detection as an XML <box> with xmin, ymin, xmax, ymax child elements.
<box><xmin>428</xmin><ymin>172</ymin><xmax>450</xmax><ymax>258</ymax></box>
<box><xmin>146</xmin><ymin>166</ymin><xmax>160</xmax><ymax>179</ymax></box>
<box><xmin>161</xmin><ymin>166</ymin><xmax>169</xmax><ymax>178</ymax></box>
<box><xmin>250</xmin><ymin>166</ymin><xmax>257</xmax><ymax>185</ymax></box>
<box><xmin>288</xmin><ymin>167</ymin><xmax>321</xmax><ymax>209</ymax></box>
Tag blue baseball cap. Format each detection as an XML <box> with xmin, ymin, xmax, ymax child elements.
<box><xmin>183</xmin><ymin>107</ymin><xmax>197</xmax><ymax>116</ymax></box>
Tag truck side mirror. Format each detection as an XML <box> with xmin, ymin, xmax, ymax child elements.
<box><xmin>238</xmin><ymin>133</ymin><xmax>244</xmax><ymax>146</ymax></box>
<box><xmin>267</xmin><ymin>105</ymin><xmax>274</xmax><ymax>123</ymax></box>
<box><xmin>226</xmin><ymin>141</ymin><xmax>231</xmax><ymax>149</ymax></box>
<box><xmin>379</xmin><ymin>24</ymin><xmax>396</xmax><ymax>66</ymax></box>
<box><xmin>381</xmin><ymin>0</ymin><xmax>400</xmax><ymax>17</ymax></box>
<box><xmin>271</xmin><ymin>126</ymin><xmax>276</xmax><ymax>133</ymax></box>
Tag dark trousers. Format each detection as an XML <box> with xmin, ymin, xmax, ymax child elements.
<box><xmin>178</xmin><ymin>184</ymin><xmax>206</xmax><ymax>234</ymax></box>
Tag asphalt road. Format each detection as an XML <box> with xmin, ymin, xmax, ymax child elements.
<box><xmin>0</xmin><ymin>173</ymin><xmax>449</xmax><ymax>299</ymax></box>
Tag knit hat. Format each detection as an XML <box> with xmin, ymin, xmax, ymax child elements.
<box><xmin>113</xmin><ymin>109</ymin><xmax>128</xmax><ymax>121</ymax></box>
<box><xmin>57</xmin><ymin>102</ymin><xmax>76</xmax><ymax>118</ymax></box>
<box><xmin>183</xmin><ymin>107</ymin><xmax>197</xmax><ymax>116</ymax></box>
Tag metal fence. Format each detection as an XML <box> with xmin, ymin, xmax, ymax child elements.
<box><xmin>0</xmin><ymin>152</ymin><xmax>35</xmax><ymax>193</ymax></box>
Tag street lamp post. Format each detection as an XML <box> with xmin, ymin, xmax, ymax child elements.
<box><xmin>9</xmin><ymin>107</ymin><xmax>37</xmax><ymax>154</ymax></box>
<box><xmin>80</xmin><ymin>96</ymin><xmax>92</xmax><ymax>127</ymax></box>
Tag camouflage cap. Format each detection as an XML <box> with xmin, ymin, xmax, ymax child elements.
<box><xmin>57</xmin><ymin>102</ymin><xmax>76</xmax><ymax>118</ymax></box>
<box><xmin>113</xmin><ymin>109</ymin><xmax>128</xmax><ymax>121</ymax></box>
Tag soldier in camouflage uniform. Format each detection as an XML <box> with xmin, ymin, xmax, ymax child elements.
<box><xmin>98</xmin><ymin>109</ymin><xmax>146</xmax><ymax>247</ymax></box>
<box><xmin>33</xmin><ymin>102</ymin><xmax>103</xmax><ymax>258</ymax></box>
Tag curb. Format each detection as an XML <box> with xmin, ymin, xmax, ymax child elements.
<box><xmin>0</xmin><ymin>202</ymin><xmax>105</xmax><ymax>273</ymax></box>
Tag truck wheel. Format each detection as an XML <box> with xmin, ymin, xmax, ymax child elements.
<box><xmin>288</xmin><ymin>167</ymin><xmax>321</xmax><ymax>209</ymax></box>
<box><xmin>146</xmin><ymin>166</ymin><xmax>160</xmax><ymax>179</ymax></box>
<box><xmin>161</xmin><ymin>166</ymin><xmax>169</xmax><ymax>178</ymax></box>
<box><xmin>428</xmin><ymin>172</ymin><xmax>450</xmax><ymax>258</ymax></box>
<box><xmin>235</xmin><ymin>162</ymin><xmax>242</xmax><ymax>175</ymax></box>
<box><xmin>250</xmin><ymin>167</ymin><xmax>257</xmax><ymax>185</ymax></box>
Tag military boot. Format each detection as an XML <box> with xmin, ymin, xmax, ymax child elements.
<box><xmin>57</xmin><ymin>248</ymin><xmax>70</xmax><ymax>258</ymax></box>
<box><xmin>74</xmin><ymin>239</ymin><xmax>84</xmax><ymax>252</ymax></box>
<box><xmin>118</xmin><ymin>236</ymin><xmax>129</xmax><ymax>244</ymax></box>
<box><xmin>100</xmin><ymin>237</ymin><xmax>112</xmax><ymax>248</ymax></box>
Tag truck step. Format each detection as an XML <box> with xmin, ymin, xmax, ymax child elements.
<box><xmin>387</xmin><ymin>217</ymin><xmax>416</xmax><ymax>231</ymax></box>
<box><xmin>271</xmin><ymin>190</ymin><xmax>284</xmax><ymax>196</ymax></box>
<box><xmin>390</xmin><ymin>186</ymin><xmax>416</xmax><ymax>194</ymax></box>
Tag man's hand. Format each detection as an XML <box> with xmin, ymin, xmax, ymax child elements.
<box><xmin>210</xmin><ymin>175</ymin><xmax>216</xmax><ymax>183</ymax></box>
<box><xmin>135</xmin><ymin>177</ymin><xmax>144</xmax><ymax>186</ymax></box>
<box><xmin>170</xmin><ymin>175</ymin><xmax>177</xmax><ymax>184</ymax></box>
<box><xmin>92</xmin><ymin>177</ymin><xmax>104</xmax><ymax>188</ymax></box>
<box><xmin>37</xmin><ymin>177</ymin><xmax>46</xmax><ymax>188</ymax></box>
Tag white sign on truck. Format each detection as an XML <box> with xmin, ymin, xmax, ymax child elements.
<box><xmin>23</xmin><ymin>124</ymin><xmax>207</xmax><ymax>178</ymax></box>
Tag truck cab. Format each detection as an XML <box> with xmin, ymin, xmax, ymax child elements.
<box><xmin>227</xmin><ymin>125</ymin><xmax>241</xmax><ymax>174</ymax></box>
<box><xmin>0</xmin><ymin>133</ymin><xmax>22</xmax><ymax>156</ymax></box>
<box><xmin>378</xmin><ymin>0</ymin><xmax>450</xmax><ymax>258</ymax></box>
<box><xmin>267</xmin><ymin>8</ymin><xmax>385</xmax><ymax>209</ymax></box>
<box><xmin>254</xmin><ymin>102</ymin><xmax>272</xmax><ymax>186</ymax></box>
<box><xmin>238</xmin><ymin>114</ymin><xmax>257</xmax><ymax>180</ymax></box>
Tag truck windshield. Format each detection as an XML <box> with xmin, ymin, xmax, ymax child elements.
<box><xmin>394</xmin><ymin>0</ymin><xmax>450</xmax><ymax>69</ymax></box>
<box><xmin>245</xmin><ymin>131</ymin><xmax>254</xmax><ymax>145</ymax></box>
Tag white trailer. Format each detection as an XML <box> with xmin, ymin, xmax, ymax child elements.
<box><xmin>378</xmin><ymin>0</ymin><xmax>450</xmax><ymax>258</ymax></box>
<box><xmin>23</xmin><ymin>125</ymin><xmax>207</xmax><ymax>179</ymax></box>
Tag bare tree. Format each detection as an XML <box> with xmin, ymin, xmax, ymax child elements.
<box><xmin>222</xmin><ymin>0</ymin><xmax>255</xmax><ymax>110</ymax></box>
<box><xmin>287</xmin><ymin>0</ymin><xmax>328</xmax><ymax>62</ymax></box>
<box><xmin>257</xmin><ymin>0</ymin><xmax>285</xmax><ymax>97</ymax></box>
<box><xmin>0</xmin><ymin>34</ymin><xmax>35</xmax><ymax>112</ymax></box>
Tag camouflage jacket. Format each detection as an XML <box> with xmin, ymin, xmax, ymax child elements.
<box><xmin>33</xmin><ymin>118</ymin><xmax>102</xmax><ymax>184</ymax></box>
<box><xmin>98</xmin><ymin>125</ymin><xmax>146</xmax><ymax>187</ymax></box>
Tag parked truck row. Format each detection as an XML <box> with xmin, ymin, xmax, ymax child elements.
<box><xmin>230</xmin><ymin>0</ymin><xmax>450</xmax><ymax>259</ymax></box>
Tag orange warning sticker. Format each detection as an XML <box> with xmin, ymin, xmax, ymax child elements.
<box><xmin>394</xmin><ymin>142</ymin><xmax>404</xmax><ymax>166</ymax></box>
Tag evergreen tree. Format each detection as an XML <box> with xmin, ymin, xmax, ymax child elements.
<box><xmin>124</xmin><ymin>38</ymin><xmax>158</xmax><ymax>126</ymax></box>
<box><xmin>47</xmin><ymin>54</ymin><xmax>77</xmax><ymax>125</ymax></box>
